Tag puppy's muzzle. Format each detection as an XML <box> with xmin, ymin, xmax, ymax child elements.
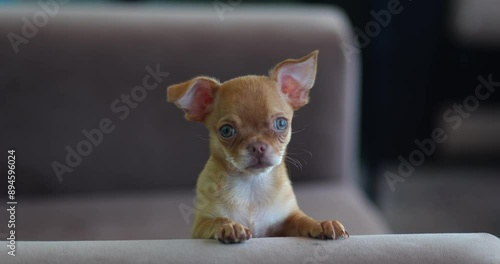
<box><xmin>247</xmin><ymin>142</ymin><xmax>267</xmax><ymax>158</ymax></box>
<box><xmin>246</xmin><ymin>141</ymin><xmax>274</xmax><ymax>169</ymax></box>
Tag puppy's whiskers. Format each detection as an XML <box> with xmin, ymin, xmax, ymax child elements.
<box><xmin>300</xmin><ymin>149</ymin><xmax>313</xmax><ymax>158</ymax></box>
<box><xmin>285</xmin><ymin>156</ymin><xmax>303</xmax><ymax>171</ymax></box>
<box><xmin>292</xmin><ymin>125</ymin><xmax>309</xmax><ymax>134</ymax></box>
<box><xmin>287</xmin><ymin>153</ymin><xmax>309</xmax><ymax>167</ymax></box>
<box><xmin>196</xmin><ymin>136</ymin><xmax>210</xmax><ymax>142</ymax></box>
<box><xmin>287</xmin><ymin>148</ymin><xmax>312</xmax><ymax>167</ymax></box>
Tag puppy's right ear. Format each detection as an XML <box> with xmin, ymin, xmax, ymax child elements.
<box><xmin>167</xmin><ymin>77</ymin><xmax>219</xmax><ymax>122</ymax></box>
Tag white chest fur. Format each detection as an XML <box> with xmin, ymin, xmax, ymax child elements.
<box><xmin>214</xmin><ymin>172</ymin><xmax>296</xmax><ymax>237</ymax></box>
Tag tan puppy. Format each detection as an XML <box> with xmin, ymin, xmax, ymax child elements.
<box><xmin>167</xmin><ymin>51</ymin><xmax>348</xmax><ymax>243</ymax></box>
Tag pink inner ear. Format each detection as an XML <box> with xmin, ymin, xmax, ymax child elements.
<box><xmin>280</xmin><ymin>75</ymin><xmax>307</xmax><ymax>105</ymax></box>
<box><xmin>189</xmin><ymin>85</ymin><xmax>214</xmax><ymax>117</ymax></box>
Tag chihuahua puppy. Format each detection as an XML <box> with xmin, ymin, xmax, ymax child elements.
<box><xmin>167</xmin><ymin>51</ymin><xmax>348</xmax><ymax>243</ymax></box>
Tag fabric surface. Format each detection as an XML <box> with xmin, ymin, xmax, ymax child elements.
<box><xmin>6</xmin><ymin>234</ymin><xmax>500</xmax><ymax>264</ymax></box>
<box><xmin>14</xmin><ymin>183</ymin><xmax>390</xmax><ymax>241</ymax></box>
<box><xmin>378</xmin><ymin>166</ymin><xmax>500</xmax><ymax>236</ymax></box>
<box><xmin>451</xmin><ymin>0</ymin><xmax>500</xmax><ymax>46</ymax></box>
<box><xmin>0</xmin><ymin>5</ymin><xmax>360</xmax><ymax>195</ymax></box>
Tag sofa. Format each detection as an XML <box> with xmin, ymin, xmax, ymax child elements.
<box><xmin>1</xmin><ymin>4</ymin><xmax>499</xmax><ymax>263</ymax></box>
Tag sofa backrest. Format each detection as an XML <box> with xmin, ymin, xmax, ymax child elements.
<box><xmin>0</xmin><ymin>6</ymin><xmax>361</xmax><ymax>195</ymax></box>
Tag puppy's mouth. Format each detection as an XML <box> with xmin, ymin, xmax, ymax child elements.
<box><xmin>245</xmin><ymin>157</ymin><xmax>274</xmax><ymax>170</ymax></box>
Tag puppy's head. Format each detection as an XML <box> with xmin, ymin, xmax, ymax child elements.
<box><xmin>167</xmin><ymin>51</ymin><xmax>318</xmax><ymax>174</ymax></box>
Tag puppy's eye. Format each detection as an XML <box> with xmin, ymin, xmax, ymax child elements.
<box><xmin>219</xmin><ymin>124</ymin><xmax>236</xmax><ymax>138</ymax></box>
<box><xmin>274</xmin><ymin>117</ymin><xmax>288</xmax><ymax>131</ymax></box>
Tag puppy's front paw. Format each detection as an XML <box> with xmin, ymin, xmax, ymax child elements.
<box><xmin>307</xmin><ymin>220</ymin><xmax>349</xmax><ymax>240</ymax></box>
<box><xmin>216</xmin><ymin>222</ymin><xmax>252</xmax><ymax>244</ymax></box>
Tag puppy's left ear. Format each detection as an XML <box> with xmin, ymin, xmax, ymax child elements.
<box><xmin>167</xmin><ymin>77</ymin><xmax>220</xmax><ymax>122</ymax></box>
<box><xmin>270</xmin><ymin>50</ymin><xmax>318</xmax><ymax>110</ymax></box>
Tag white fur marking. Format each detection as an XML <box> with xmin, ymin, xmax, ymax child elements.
<box><xmin>214</xmin><ymin>171</ymin><xmax>295</xmax><ymax>237</ymax></box>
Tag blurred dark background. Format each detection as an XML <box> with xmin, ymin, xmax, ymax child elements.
<box><xmin>2</xmin><ymin>0</ymin><xmax>499</xmax><ymax>237</ymax></box>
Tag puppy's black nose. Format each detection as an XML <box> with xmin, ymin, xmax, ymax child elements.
<box><xmin>248</xmin><ymin>142</ymin><xmax>267</xmax><ymax>157</ymax></box>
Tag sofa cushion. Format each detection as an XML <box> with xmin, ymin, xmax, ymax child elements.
<box><xmin>9</xmin><ymin>234</ymin><xmax>500</xmax><ymax>264</ymax></box>
<box><xmin>16</xmin><ymin>183</ymin><xmax>389</xmax><ymax>241</ymax></box>
<box><xmin>0</xmin><ymin>5</ymin><xmax>361</xmax><ymax>195</ymax></box>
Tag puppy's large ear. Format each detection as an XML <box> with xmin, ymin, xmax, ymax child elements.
<box><xmin>270</xmin><ymin>50</ymin><xmax>318</xmax><ymax>110</ymax></box>
<box><xmin>167</xmin><ymin>77</ymin><xmax>219</xmax><ymax>122</ymax></box>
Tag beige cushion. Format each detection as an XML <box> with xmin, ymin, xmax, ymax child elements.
<box><xmin>0</xmin><ymin>5</ymin><xmax>361</xmax><ymax>195</ymax></box>
<box><xmin>17</xmin><ymin>183</ymin><xmax>389</xmax><ymax>241</ymax></box>
<box><xmin>10</xmin><ymin>234</ymin><xmax>500</xmax><ymax>264</ymax></box>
